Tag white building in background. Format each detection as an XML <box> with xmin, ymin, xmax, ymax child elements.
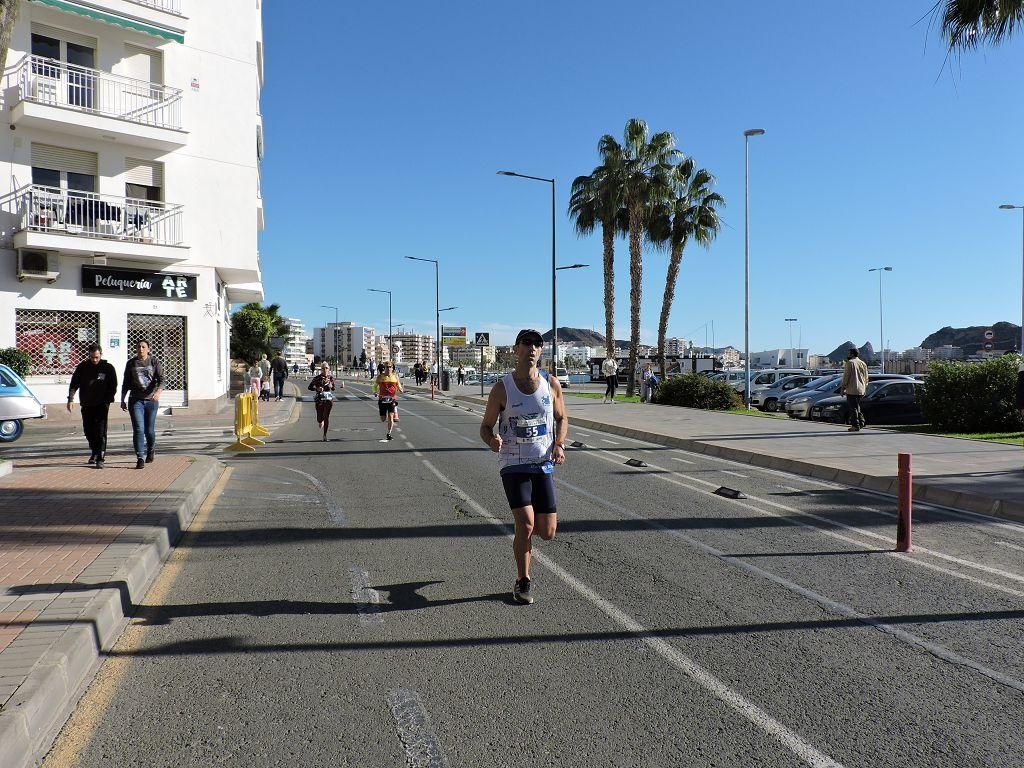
<box><xmin>749</xmin><ymin>348</ymin><xmax>809</xmax><ymax>368</ymax></box>
<box><xmin>663</xmin><ymin>337</ymin><xmax>690</xmax><ymax>356</ymax></box>
<box><xmin>932</xmin><ymin>345</ymin><xmax>964</xmax><ymax>360</ymax></box>
<box><xmin>314</xmin><ymin>321</ymin><xmax>375</xmax><ymax>366</ymax></box>
<box><xmin>0</xmin><ymin>0</ymin><xmax>264</xmax><ymax>413</ymax></box>
<box><xmin>282</xmin><ymin>317</ymin><xmax>308</xmax><ymax>369</ymax></box>
<box><xmin>390</xmin><ymin>331</ymin><xmax>434</xmax><ymax>365</ymax></box>
<box><xmin>447</xmin><ymin>344</ymin><xmax>496</xmax><ymax>367</ymax></box>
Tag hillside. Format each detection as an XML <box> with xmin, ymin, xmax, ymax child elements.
<box><xmin>826</xmin><ymin>340</ymin><xmax>875</xmax><ymax>362</ymax></box>
<box><xmin>541</xmin><ymin>327</ymin><xmax>629</xmax><ymax>347</ymax></box>
<box><xmin>920</xmin><ymin>322</ymin><xmax>1021</xmax><ymax>354</ymax></box>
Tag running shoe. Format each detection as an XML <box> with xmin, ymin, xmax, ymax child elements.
<box><xmin>87</xmin><ymin>454</ymin><xmax>96</xmax><ymax>465</ymax></box>
<box><xmin>386</xmin><ymin>432</ymin><xmax>393</xmax><ymax>441</ymax></box>
<box><xmin>513</xmin><ymin>577</ymin><xmax>533</xmax><ymax>605</ymax></box>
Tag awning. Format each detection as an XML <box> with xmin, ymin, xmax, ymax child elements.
<box><xmin>27</xmin><ymin>0</ymin><xmax>185</xmax><ymax>44</ymax></box>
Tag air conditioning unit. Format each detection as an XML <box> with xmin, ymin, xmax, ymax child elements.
<box><xmin>16</xmin><ymin>250</ymin><xmax>60</xmax><ymax>283</ymax></box>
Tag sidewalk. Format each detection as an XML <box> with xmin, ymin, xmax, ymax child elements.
<box><xmin>430</xmin><ymin>384</ymin><xmax>1024</xmax><ymax>523</ymax></box>
<box><xmin>0</xmin><ymin>390</ymin><xmax>298</xmax><ymax>768</ymax></box>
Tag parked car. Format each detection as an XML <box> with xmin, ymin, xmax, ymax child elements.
<box><xmin>784</xmin><ymin>374</ymin><xmax>913</xmax><ymax>419</ymax></box>
<box><xmin>554</xmin><ymin>366</ymin><xmax>570</xmax><ymax>388</ymax></box>
<box><xmin>748</xmin><ymin>374</ymin><xmax>819</xmax><ymax>411</ymax></box>
<box><xmin>733</xmin><ymin>368</ymin><xmax>808</xmax><ymax>395</ymax></box>
<box><xmin>0</xmin><ymin>364</ymin><xmax>46</xmax><ymax>443</ymax></box>
<box><xmin>810</xmin><ymin>379</ymin><xmax>925</xmax><ymax>425</ymax></box>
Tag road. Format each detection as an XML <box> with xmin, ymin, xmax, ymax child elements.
<box><xmin>39</xmin><ymin>383</ymin><xmax>1024</xmax><ymax>767</ymax></box>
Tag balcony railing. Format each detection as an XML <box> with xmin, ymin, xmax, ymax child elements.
<box><xmin>13</xmin><ymin>55</ymin><xmax>183</xmax><ymax>131</ymax></box>
<box><xmin>7</xmin><ymin>184</ymin><xmax>184</xmax><ymax>247</ymax></box>
<box><xmin>127</xmin><ymin>0</ymin><xmax>184</xmax><ymax>14</ymax></box>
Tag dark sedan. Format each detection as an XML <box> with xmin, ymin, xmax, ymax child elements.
<box><xmin>810</xmin><ymin>380</ymin><xmax>925</xmax><ymax>425</ymax></box>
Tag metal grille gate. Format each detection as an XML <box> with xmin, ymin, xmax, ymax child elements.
<box><xmin>15</xmin><ymin>308</ymin><xmax>99</xmax><ymax>376</ymax></box>
<box><xmin>127</xmin><ymin>313</ymin><xmax>187</xmax><ymax>406</ymax></box>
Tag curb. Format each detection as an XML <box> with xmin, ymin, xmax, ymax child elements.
<box><xmin>451</xmin><ymin>395</ymin><xmax>1024</xmax><ymax>524</ymax></box>
<box><xmin>0</xmin><ymin>455</ymin><xmax>224</xmax><ymax>768</ymax></box>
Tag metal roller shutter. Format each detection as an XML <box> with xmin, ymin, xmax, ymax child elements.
<box><xmin>30</xmin><ymin>143</ymin><xmax>98</xmax><ymax>175</ymax></box>
<box><xmin>30</xmin><ymin>23</ymin><xmax>97</xmax><ymax>50</ymax></box>
<box><xmin>125</xmin><ymin>158</ymin><xmax>164</xmax><ymax>187</ymax></box>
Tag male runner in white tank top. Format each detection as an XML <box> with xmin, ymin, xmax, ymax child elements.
<box><xmin>480</xmin><ymin>328</ymin><xmax>568</xmax><ymax>604</ymax></box>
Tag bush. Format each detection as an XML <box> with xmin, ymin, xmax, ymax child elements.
<box><xmin>0</xmin><ymin>348</ymin><xmax>31</xmax><ymax>377</ymax></box>
<box><xmin>653</xmin><ymin>373</ymin><xmax>743</xmax><ymax>410</ymax></box>
<box><xmin>918</xmin><ymin>356</ymin><xmax>1024</xmax><ymax>433</ymax></box>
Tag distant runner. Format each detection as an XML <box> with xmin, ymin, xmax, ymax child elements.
<box><xmin>479</xmin><ymin>328</ymin><xmax>568</xmax><ymax>605</ymax></box>
<box><xmin>308</xmin><ymin>362</ymin><xmax>342</xmax><ymax>441</ymax></box>
<box><xmin>372</xmin><ymin>361</ymin><xmax>404</xmax><ymax>441</ymax></box>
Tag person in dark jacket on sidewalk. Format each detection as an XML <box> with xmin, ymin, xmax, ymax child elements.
<box><xmin>270</xmin><ymin>351</ymin><xmax>288</xmax><ymax>401</ymax></box>
<box><xmin>120</xmin><ymin>339</ymin><xmax>164</xmax><ymax>469</ymax></box>
<box><xmin>67</xmin><ymin>344</ymin><xmax>117</xmax><ymax>468</ymax></box>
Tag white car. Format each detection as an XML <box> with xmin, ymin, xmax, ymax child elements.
<box><xmin>554</xmin><ymin>366</ymin><xmax>570</xmax><ymax>388</ymax></box>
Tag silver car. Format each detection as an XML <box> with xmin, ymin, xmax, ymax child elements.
<box><xmin>748</xmin><ymin>374</ymin><xmax>819</xmax><ymax>412</ymax></box>
<box><xmin>0</xmin><ymin>364</ymin><xmax>46</xmax><ymax>442</ymax></box>
<box><xmin>784</xmin><ymin>373</ymin><xmax>915</xmax><ymax>419</ymax></box>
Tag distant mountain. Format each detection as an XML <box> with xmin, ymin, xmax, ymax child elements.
<box><xmin>541</xmin><ymin>327</ymin><xmax>628</xmax><ymax>348</ymax></box>
<box><xmin>920</xmin><ymin>322</ymin><xmax>1021</xmax><ymax>354</ymax></box>
<box><xmin>826</xmin><ymin>340</ymin><xmax>875</xmax><ymax>362</ymax></box>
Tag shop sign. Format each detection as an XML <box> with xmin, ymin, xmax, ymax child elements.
<box><xmin>442</xmin><ymin>325</ymin><xmax>467</xmax><ymax>346</ymax></box>
<box><xmin>82</xmin><ymin>266</ymin><xmax>197</xmax><ymax>301</ymax></box>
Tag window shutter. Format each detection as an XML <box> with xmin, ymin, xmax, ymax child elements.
<box><xmin>31</xmin><ymin>24</ymin><xmax>97</xmax><ymax>51</ymax></box>
<box><xmin>31</xmin><ymin>143</ymin><xmax>98</xmax><ymax>175</ymax></box>
<box><xmin>125</xmin><ymin>158</ymin><xmax>164</xmax><ymax>187</ymax></box>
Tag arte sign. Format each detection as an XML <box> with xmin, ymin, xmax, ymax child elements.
<box><xmin>82</xmin><ymin>266</ymin><xmax>197</xmax><ymax>301</ymax></box>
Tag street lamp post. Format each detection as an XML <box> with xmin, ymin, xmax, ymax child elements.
<box><xmin>368</xmin><ymin>288</ymin><xmax>392</xmax><ymax>363</ymax></box>
<box><xmin>405</xmin><ymin>256</ymin><xmax>440</xmax><ymax>398</ymax></box>
<box><xmin>320</xmin><ymin>304</ymin><xmax>338</xmax><ymax>377</ymax></box>
<box><xmin>498</xmin><ymin>170</ymin><xmax>557</xmax><ymax>368</ymax></box>
<box><xmin>999</xmin><ymin>204</ymin><xmax>1024</xmax><ymax>353</ymax></box>
<box><xmin>784</xmin><ymin>318</ymin><xmax>798</xmax><ymax>367</ymax></box>
<box><xmin>554</xmin><ymin>263</ymin><xmax>589</xmax><ymax>369</ymax></box>
<box><xmin>868</xmin><ymin>267</ymin><xmax>893</xmax><ymax>373</ymax></box>
<box><xmin>439</xmin><ymin>306</ymin><xmax>457</xmax><ymax>386</ymax></box>
<box><xmin>743</xmin><ymin>128</ymin><xmax>765</xmax><ymax>408</ymax></box>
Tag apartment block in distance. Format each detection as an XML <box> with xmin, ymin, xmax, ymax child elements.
<box><xmin>0</xmin><ymin>0</ymin><xmax>265</xmax><ymax>413</ymax></box>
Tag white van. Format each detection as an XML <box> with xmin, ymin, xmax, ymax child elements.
<box><xmin>733</xmin><ymin>368</ymin><xmax>807</xmax><ymax>394</ymax></box>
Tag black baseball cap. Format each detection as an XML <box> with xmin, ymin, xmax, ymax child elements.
<box><xmin>515</xmin><ymin>329</ymin><xmax>544</xmax><ymax>346</ymax></box>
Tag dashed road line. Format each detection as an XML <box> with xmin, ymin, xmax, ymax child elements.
<box><xmin>349</xmin><ymin>567</ymin><xmax>384</xmax><ymax>626</ymax></box>
<box><xmin>388</xmin><ymin>688</ymin><xmax>451</xmax><ymax>768</ymax></box>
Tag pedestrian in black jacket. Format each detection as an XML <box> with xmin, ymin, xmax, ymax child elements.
<box><xmin>67</xmin><ymin>344</ymin><xmax>118</xmax><ymax>468</ymax></box>
<box><xmin>121</xmin><ymin>340</ymin><xmax>164</xmax><ymax>469</ymax></box>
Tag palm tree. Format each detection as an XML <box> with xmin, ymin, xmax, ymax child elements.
<box><xmin>0</xmin><ymin>1</ymin><xmax>16</xmax><ymax>73</ymax></box>
<box><xmin>934</xmin><ymin>0</ymin><xmax>1024</xmax><ymax>51</ymax></box>
<box><xmin>649</xmin><ymin>159</ymin><xmax>725</xmax><ymax>379</ymax></box>
<box><xmin>619</xmin><ymin>119</ymin><xmax>678</xmax><ymax>396</ymax></box>
<box><xmin>569</xmin><ymin>151</ymin><xmax>625</xmax><ymax>371</ymax></box>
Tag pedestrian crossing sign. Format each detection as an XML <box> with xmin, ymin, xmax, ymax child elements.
<box><xmin>475</xmin><ymin>332</ymin><xmax>490</xmax><ymax>347</ymax></box>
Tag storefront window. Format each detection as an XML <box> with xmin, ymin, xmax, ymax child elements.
<box><xmin>15</xmin><ymin>309</ymin><xmax>100</xmax><ymax>376</ymax></box>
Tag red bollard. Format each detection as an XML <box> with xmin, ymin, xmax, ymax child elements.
<box><xmin>896</xmin><ymin>452</ymin><xmax>912</xmax><ymax>552</ymax></box>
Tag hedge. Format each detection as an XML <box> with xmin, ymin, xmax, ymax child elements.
<box><xmin>652</xmin><ymin>373</ymin><xmax>743</xmax><ymax>410</ymax></box>
<box><xmin>918</xmin><ymin>356</ymin><xmax>1024</xmax><ymax>433</ymax></box>
<box><xmin>0</xmin><ymin>348</ymin><xmax>31</xmax><ymax>378</ymax></box>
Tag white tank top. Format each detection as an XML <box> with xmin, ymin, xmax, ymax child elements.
<box><xmin>498</xmin><ymin>371</ymin><xmax>554</xmax><ymax>474</ymax></box>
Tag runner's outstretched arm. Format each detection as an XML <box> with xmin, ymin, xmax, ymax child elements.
<box><xmin>547</xmin><ymin>376</ymin><xmax>568</xmax><ymax>465</ymax></box>
<box><xmin>480</xmin><ymin>380</ymin><xmax>506</xmax><ymax>452</ymax></box>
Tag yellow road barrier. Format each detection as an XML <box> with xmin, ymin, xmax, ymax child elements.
<box><xmin>224</xmin><ymin>393</ymin><xmax>266</xmax><ymax>451</ymax></box>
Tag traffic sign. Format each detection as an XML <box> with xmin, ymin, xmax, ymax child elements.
<box><xmin>474</xmin><ymin>332</ymin><xmax>490</xmax><ymax>347</ymax></box>
<box><xmin>984</xmin><ymin>342</ymin><xmax>994</xmax><ymax>352</ymax></box>
<box><xmin>984</xmin><ymin>329</ymin><xmax>994</xmax><ymax>341</ymax></box>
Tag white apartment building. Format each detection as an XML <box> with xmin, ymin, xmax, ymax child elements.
<box><xmin>315</xmin><ymin>322</ymin><xmax>375</xmax><ymax>366</ymax></box>
<box><xmin>389</xmin><ymin>331</ymin><xmax>434</xmax><ymax>366</ymax></box>
<box><xmin>0</xmin><ymin>0</ymin><xmax>264</xmax><ymax>413</ymax></box>
<box><xmin>447</xmin><ymin>344</ymin><xmax>496</xmax><ymax>367</ymax></box>
<box><xmin>750</xmin><ymin>348</ymin><xmax>809</xmax><ymax>368</ymax></box>
<box><xmin>282</xmin><ymin>317</ymin><xmax>308</xmax><ymax>369</ymax></box>
<box><xmin>663</xmin><ymin>337</ymin><xmax>690</xmax><ymax>356</ymax></box>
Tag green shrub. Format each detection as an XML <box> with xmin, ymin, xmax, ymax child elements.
<box><xmin>918</xmin><ymin>356</ymin><xmax>1024</xmax><ymax>432</ymax></box>
<box><xmin>0</xmin><ymin>348</ymin><xmax>31</xmax><ymax>378</ymax></box>
<box><xmin>653</xmin><ymin>373</ymin><xmax>743</xmax><ymax>410</ymax></box>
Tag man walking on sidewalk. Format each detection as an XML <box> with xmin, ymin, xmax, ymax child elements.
<box><xmin>839</xmin><ymin>347</ymin><xmax>869</xmax><ymax>431</ymax></box>
<box><xmin>121</xmin><ymin>340</ymin><xmax>164</xmax><ymax>469</ymax></box>
<box><xmin>67</xmin><ymin>344</ymin><xmax>117</xmax><ymax>468</ymax></box>
<box><xmin>271</xmin><ymin>351</ymin><xmax>288</xmax><ymax>401</ymax></box>
<box><xmin>601</xmin><ymin>356</ymin><xmax>619</xmax><ymax>403</ymax></box>
<box><xmin>479</xmin><ymin>328</ymin><xmax>568</xmax><ymax>605</ymax></box>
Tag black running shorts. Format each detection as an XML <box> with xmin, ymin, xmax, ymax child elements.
<box><xmin>378</xmin><ymin>399</ymin><xmax>397</xmax><ymax>417</ymax></box>
<box><xmin>501</xmin><ymin>471</ymin><xmax>557</xmax><ymax>514</ymax></box>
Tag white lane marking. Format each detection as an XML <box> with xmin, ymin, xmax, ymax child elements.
<box><xmin>277</xmin><ymin>466</ymin><xmax>345</xmax><ymax>525</ymax></box>
<box><xmin>600</xmin><ymin>439</ymin><xmax>620</xmax><ymax>445</ymax></box>
<box><xmin>388</xmin><ymin>688</ymin><xmax>451</xmax><ymax>768</ymax></box>
<box><xmin>219</xmin><ymin>491</ymin><xmax>319</xmax><ymax>503</ymax></box>
<box><xmin>996</xmin><ymin>541</ymin><xmax>1024</xmax><ymax>554</ymax></box>
<box><xmin>418</xmin><ymin>458</ymin><xmax>845</xmax><ymax>768</ymax></box>
<box><xmin>779</xmin><ymin>486</ymin><xmax>806</xmax><ymax>493</ymax></box>
<box><xmin>556</xmin><ymin>478</ymin><xmax>1024</xmax><ymax>696</ymax></box>
<box><xmin>349</xmin><ymin>566</ymin><xmax>384</xmax><ymax>626</ymax></box>
<box><xmin>720</xmin><ymin>470</ymin><xmax>749</xmax><ymax>479</ymax></box>
<box><xmin>579</xmin><ymin>448</ymin><xmax>1024</xmax><ymax>598</ymax></box>
<box><xmin>671</xmin><ymin>457</ymin><xmax>695</xmax><ymax>464</ymax></box>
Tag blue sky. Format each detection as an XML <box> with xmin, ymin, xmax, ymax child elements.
<box><xmin>258</xmin><ymin>1</ymin><xmax>1024</xmax><ymax>354</ymax></box>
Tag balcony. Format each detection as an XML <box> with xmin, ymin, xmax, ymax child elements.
<box><xmin>127</xmin><ymin>0</ymin><xmax>184</xmax><ymax>15</ymax></box>
<box><xmin>4</xmin><ymin>184</ymin><xmax>188</xmax><ymax>263</ymax></box>
<box><xmin>9</xmin><ymin>56</ymin><xmax>187</xmax><ymax>150</ymax></box>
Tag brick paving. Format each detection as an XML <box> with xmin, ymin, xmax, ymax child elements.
<box><xmin>0</xmin><ymin>454</ymin><xmax>190</xmax><ymax>706</ymax></box>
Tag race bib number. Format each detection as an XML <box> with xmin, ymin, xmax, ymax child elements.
<box><xmin>319</xmin><ymin>391</ymin><xmax>334</xmax><ymax>401</ymax></box>
<box><xmin>380</xmin><ymin>396</ymin><xmax>394</xmax><ymax>404</ymax></box>
<box><xmin>513</xmin><ymin>415</ymin><xmax>548</xmax><ymax>444</ymax></box>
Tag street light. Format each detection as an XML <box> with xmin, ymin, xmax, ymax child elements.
<box><xmin>553</xmin><ymin>263</ymin><xmax>589</xmax><ymax>368</ymax></box>
<box><xmin>999</xmin><ymin>204</ymin><xmax>1024</xmax><ymax>353</ymax></box>
<box><xmin>743</xmin><ymin>128</ymin><xmax>765</xmax><ymax>408</ymax></box>
<box><xmin>868</xmin><ymin>267</ymin><xmax>893</xmax><ymax>372</ymax></box>
<box><xmin>784</xmin><ymin>318</ymin><xmax>798</xmax><ymax>368</ymax></box>
<box><xmin>439</xmin><ymin>306</ymin><xmax>457</xmax><ymax>380</ymax></box>
<box><xmin>321</xmin><ymin>304</ymin><xmax>338</xmax><ymax>376</ymax></box>
<box><xmin>367</xmin><ymin>288</ymin><xmax>392</xmax><ymax>363</ymax></box>
<box><xmin>498</xmin><ymin>170</ymin><xmax>558</xmax><ymax>368</ymax></box>
<box><xmin>405</xmin><ymin>256</ymin><xmax>440</xmax><ymax>395</ymax></box>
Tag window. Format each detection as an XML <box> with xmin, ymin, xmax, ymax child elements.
<box><xmin>31</xmin><ymin>144</ymin><xmax>97</xmax><ymax>193</ymax></box>
<box><xmin>15</xmin><ymin>309</ymin><xmax>99</xmax><ymax>376</ymax></box>
<box><xmin>125</xmin><ymin>158</ymin><xmax>163</xmax><ymax>202</ymax></box>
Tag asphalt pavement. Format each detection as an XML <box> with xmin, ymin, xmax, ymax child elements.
<box><xmin>40</xmin><ymin>384</ymin><xmax>1024</xmax><ymax>767</ymax></box>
